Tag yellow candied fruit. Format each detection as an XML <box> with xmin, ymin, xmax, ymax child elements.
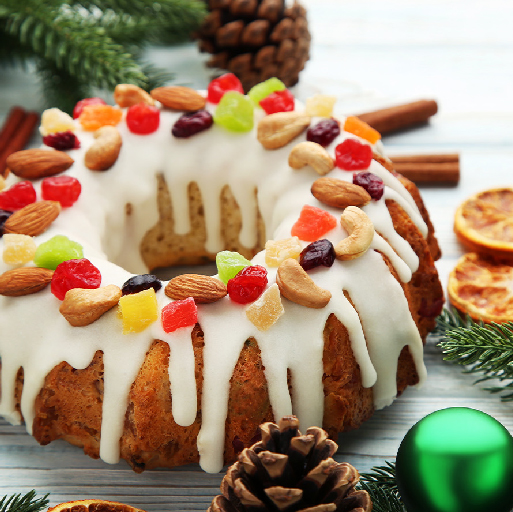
<box><xmin>0</xmin><ymin>175</ymin><xmax>6</xmax><ymax>192</ymax></box>
<box><xmin>265</xmin><ymin>236</ymin><xmax>302</xmax><ymax>267</ymax></box>
<box><xmin>305</xmin><ymin>95</ymin><xmax>337</xmax><ymax>117</ymax></box>
<box><xmin>118</xmin><ymin>288</ymin><xmax>159</xmax><ymax>334</ymax></box>
<box><xmin>40</xmin><ymin>108</ymin><xmax>76</xmax><ymax>136</ymax></box>
<box><xmin>344</xmin><ymin>116</ymin><xmax>381</xmax><ymax>144</ymax></box>
<box><xmin>246</xmin><ymin>283</ymin><xmax>284</xmax><ymax>331</ymax></box>
<box><xmin>79</xmin><ymin>104</ymin><xmax>123</xmax><ymax>131</ymax></box>
<box><xmin>2</xmin><ymin>234</ymin><xmax>37</xmax><ymax>265</ymax></box>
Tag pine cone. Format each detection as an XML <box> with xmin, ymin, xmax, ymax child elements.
<box><xmin>197</xmin><ymin>0</ymin><xmax>311</xmax><ymax>92</ymax></box>
<box><xmin>208</xmin><ymin>416</ymin><xmax>372</xmax><ymax>512</ymax></box>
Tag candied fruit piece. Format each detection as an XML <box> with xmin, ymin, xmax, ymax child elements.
<box><xmin>43</xmin><ymin>131</ymin><xmax>80</xmax><ymax>151</ymax></box>
<box><xmin>41</xmin><ymin>176</ymin><xmax>82</xmax><ymax>207</ymax></box>
<box><xmin>306</xmin><ymin>118</ymin><xmax>340</xmax><ymax>147</ymax></box>
<box><xmin>0</xmin><ymin>209</ymin><xmax>13</xmax><ymax>236</ymax></box>
<box><xmin>259</xmin><ymin>89</ymin><xmax>295</xmax><ymax>114</ymax></box>
<box><xmin>119</xmin><ymin>288</ymin><xmax>159</xmax><ymax>334</ymax></box>
<box><xmin>248</xmin><ymin>78</ymin><xmax>286</xmax><ymax>105</ymax></box>
<box><xmin>161</xmin><ymin>296</ymin><xmax>198</xmax><ymax>333</ymax></box>
<box><xmin>246</xmin><ymin>283</ymin><xmax>284</xmax><ymax>331</ymax></box>
<box><xmin>0</xmin><ymin>181</ymin><xmax>36</xmax><ymax>211</ymax></box>
<box><xmin>126</xmin><ymin>103</ymin><xmax>160</xmax><ymax>134</ymax></box>
<box><xmin>51</xmin><ymin>258</ymin><xmax>101</xmax><ymax>300</ymax></box>
<box><xmin>291</xmin><ymin>205</ymin><xmax>337</xmax><ymax>242</ymax></box>
<box><xmin>335</xmin><ymin>138</ymin><xmax>372</xmax><ymax>171</ymax></box>
<box><xmin>216</xmin><ymin>250</ymin><xmax>251</xmax><ymax>284</ymax></box>
<box><xmin>353</xmin><ymin>172</ymin><xmax>384</xmax><ymax>200</ymax></box>
<box><xmin>73</xmin><ymin>97</ymin><xmax>107</xmax><ymax>119</ymax></box>
<box><xmin>2</xmin><ymin>233</ymin><xmax>37</xmax><ymax>265</ymax></box>
<box><xmin>343</xmin><ymin>116</ymin><xmax>381</xmax><ymax>144</ymax></box>
<box><xmin>300</xmin><ymin>239</ymin><xmax>336</xmax><ymax>271</ymax></box>
<box><xmin>227</xmin><ymin>265</ymin><xmax>268</xmax><ymax>304</ymax></box>
<box><xmin>79</xmin><ymin>105</ymin><xmax>123</xmax><ymax>131</ymax></box>
<box><xmin>265</xmin><ymin>236</ymin><xmax>302</xmax><ymax>267</ymax></box>
<box><xmin>0</xmin><ymin>175</ymin><xmax>6</xmax><ymax>192</ymax></box>
<box><xmin>40</xmin><ymin>108</ymin><xmax>75</xmax><ymax>136</ymax></box>
<box><xmin>213</xmin><ymin>92</ymin><xmax>254</xmax><ymax>132</ymax></box>
<box><xmin>34</xmin><ymin>235</ymin><xmax>83</xmax><ymax>270</ymax></box>
<box><xmin>172</xmin><ymin>110</ymin><xmax>213</xmax><ymax>138</ymax></box>
<box><xmin>305</xmin><ymin>95</ymin><xmax>337</xmax><ymax>117</ymax></box>
<box><xmin>207</xmin><ymin>73</ymin><xmax>244</xmax><ymax>104</ymax></box>
<box><xmin>122</xmin><ymin>274</ymin><xmax>162</xmax><ymax>295</ymax></box>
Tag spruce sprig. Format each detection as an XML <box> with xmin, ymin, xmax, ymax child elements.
<box><xmin>359</xmin><ymin>460</ymin><xmax>398</xmax><ymax>491</ymax></box>
<box><xmin>0</xmin><ymin>491</ymin><xmax>49</xmax><ymax>512</ymax></box>
<box><xmin>436</xmin><ymin>308</ymin><xmax>513</xmax><ymax>401</ymax></box>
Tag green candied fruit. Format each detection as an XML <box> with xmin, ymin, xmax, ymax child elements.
<box><xmin>216</xmin><ymin>251</ymin><xmax>251</xmax><ymax>284</ymax></box>
<box><xmin>247</xmin><ymin>78</ymin><xmax>286</xmax><ymax>105</ymax></box>
<box><xmin>34</xmin><ymin>235</ymin><xmax>84</xmax><ymax>270</ymax></box>
<box><xmin>213</xmin><ymin>91</ymin><xmax>254</xmax><ymax>132</ymax></box>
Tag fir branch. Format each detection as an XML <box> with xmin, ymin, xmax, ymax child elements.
<box><xmin>357</xmin><ymin>461</ymin><xmax>405</xmax><ymax>511</ymax></box>
<box><xmin>436</xmin><ymin>309</ymin><xmax>513</xmax><ymax>400</ymax></box>
<box><xmin>359</xmin><ymin>460</ymin><xmax>398</xmax><ymax>491</ymax></box>
<box><xmin>0</xmin><ymin>491</ymin><xmax>49</xmax><ymax>512</ymax></box>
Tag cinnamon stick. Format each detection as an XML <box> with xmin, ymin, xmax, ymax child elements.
<box><xmin>356</xmin><ymin>100</ymin><xmax>438</xmax><ymax>135</ymax></box>
<box><xmin>0</xmin><ymin>107</ymin><xmax>26</xmax><ymax>155</ymax></box>
<box><xmin>389</xmin><ymin>153</ymin><xmax>460</xmax><ymax>185</ymax></box>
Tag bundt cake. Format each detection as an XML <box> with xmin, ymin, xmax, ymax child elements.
<box><xmin>0</xmin><ymin>76</ymin><xmax>443</xmax><ymax>473</ymax></box>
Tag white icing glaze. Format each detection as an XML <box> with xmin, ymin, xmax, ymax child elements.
<box><xmin>0</xmin><ymin>95</ymin><xmax>432</xmax><ymax>473</ymax></box>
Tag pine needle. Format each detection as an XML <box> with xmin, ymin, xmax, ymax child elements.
<box><xmin>357</xmin><ymin>461</ymin><xmax>405</xmax><ymax>511</ymax></box>
<box><xmin>359</xmin><ymin>460</ymin><xmax>398</xmax><ymax>491</ymax></box>
<box><xmin>0</xmin><ymin>491</ymin><xmax>49</xmax><ymax>512</ymax></box>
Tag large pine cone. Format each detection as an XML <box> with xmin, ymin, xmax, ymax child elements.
<box><xmin>208</xmin><ymin>416</ymin><xmax>372</xmax><ymax>512</ymax></box>
<box><xmin>197</xmin><ymin>0</ymin><xmax>311</xmax><ymax>91</ymax></box>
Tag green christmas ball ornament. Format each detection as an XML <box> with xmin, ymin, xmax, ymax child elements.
<box><xmin>396</xmin><ymin>407</ymin><xmax>513</xmax><ymax>512</ymax></box>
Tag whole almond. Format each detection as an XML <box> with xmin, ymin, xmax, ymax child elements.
<box><xmin>165</xmin><ymin>274</ymin><xmax>227</xmax><ymax>304</ymax></box>
<box><xmin>276</xmin><ymin>258</ymin><xmax>331</xmax><ymax>309</ymax></box>
<box><xmin>311</xmin><ymin>177</ymin><xmax>371</xmax><ymax>209</ymax></box>
<box><xmin>3</xmin><ymin>200</ymin><xmax>61</xmax><ymax>236</ymax></box>
<box><xmin>60</xmin><ymin>285</ymin><xmax>122</xmax><ymax>327</ymax></box>
<box><xmin>150</xmin><ymin>86</ymin><xmax>206</xmax><ymax>111</ymax></box>
<box><xmin>0</xmin><ymin>267</ymin><xmax>54</xmax><ymax>296</ymax></box>
<box><xmin>114</xmin><ymin>84</ymin><xmax>155</xmax><ymax>108</ymax></box>
<box><xmin>85</xmin><ymin>126</ymin><xmax>122</xmax><ymax>171</ymax></box>
<box><xmin>257</xmin><ymin>112</ymin><xmax>311</xmax><ymax>149</ymax></box>
<box><xmin>288</xmin><ymin>141</ymin><xmax>334</xmax><ymax>175</ymax></box>
<box><xmin>335</xmin><ymin>206</ymin><xmax>374</xmax><ymax>261</ymax></box>
<box><xmin>6</xmin><ymin>149</ymin><xmax>74</xmax><ymax>180</ymax></box>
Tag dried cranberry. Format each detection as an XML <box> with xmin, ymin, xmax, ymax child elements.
<box><xmin>207</xmin><ymin>73</ymin><xmax>244</xmax><ymax>104</ymax></box>
<box><xmin>334</xmin><ymin>138</ymin><xmax>372</xmax><ymax>170</ymax></box>
<box><xmin>306</xmin><ymin>119</ymin><xmax>340</xmax><ymax>147</ymax></box>
<box><xmin>227</xmin><ymin>265</ymin><xmax>268</xmax><ymax>304</ymax></box>
<box><xmin>353</xmin><ymin>172</ymin><xmax>384</xmax><ymax>200</ymax></box>
<box><xmin>122</xmin><ymin>274</ymin><xmax>162</xmax><ymax>296</ymax></box>
<box><xmin>126</xmin><ymin>103</ymin><xmax>160</xmax><ymax>134</ymax></box>
<box><xmin>0</xmin><ymin>209</ymin><xmax>13</xmax><ymax>237</ymax></box>
<box><xmin>259</xmin><ymin>90</ymin><xmax>295</xmax><ymax>114</ymax></box>
<box><xmin>172</xmin><ymin>110</ymin><xmax>213</xmax><ymax>138</ymax></box>
<box><xmin>41</xmin><ymin>176</ymin><xmax>82</xmax><ymax>207</ymax></box>
<box><xmin>43</xmin><ymin>131</ymin><xmax>80</xmax><ymax>151</ymax></box>
<box><xmin>51</xmin><ymin>258</ymin><xmax>102</xmax><ymax>300</ymax></box>
<box><xmin>73</xmin><ymin>97</ymin><xmax>106</xmax><ymax>119</ymax></box>
<box><xmin>300</xmin><ymin>239</ymin><xmax>336</xmax><ymax>271</ymax></box>
<box><xmin>0</xmin><ymin>181</ymin><xmax>36</xmax><ymax>211</ymax></box>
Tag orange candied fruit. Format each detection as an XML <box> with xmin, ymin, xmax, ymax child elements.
<box><xmin>343</xmin><ymin>116</ymin><xmax>381</xmax><ymax>144</ymax></box>
<box><xmin>79</xmin><ymin>104</ymin><xmax>123</xmax><ymax>131</ymax></box>
<box><xmin>291</xmin><ymin>205</ymin><xmax>337</xmax><ymax>242</ymax></box>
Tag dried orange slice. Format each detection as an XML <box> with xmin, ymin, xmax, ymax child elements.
<box><xmin>448</xmin><ymin>252</ymin><xmax>513</xmax><ymax>323</ymax></box>
<box><xmin>48</xmin><ymin>500</ymin><xmax>146</xmax><ymax>512</ymax></box>
<box><xmin>454</xmin><ymin>187</ymin><xmax>513</xmax><ymax>260</ymax></box>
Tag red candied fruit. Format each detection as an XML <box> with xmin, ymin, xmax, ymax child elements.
<box><xmin>306</xmin><ymin>119</ymin><xmax>340</xmax><ymax>147</ymax></box>
<box><xmin>0</xmin><ymin>181</ymin><xmax>36</xmax><ymax>211</ymax></box>
<box><xmin>73</xmin><ymin>97</ymin><xmax>106</xmax><ymax>119</ymax></box>
<box><xmin>227</xmin><ymin>265</ymin><xmax>268</xmax><ymax>304</ymax></box>
<box><xmin>172</xmin><ymin>110</ymin><xmax>213</xmax><ymax>138</ymax></box>
<box><xmin>207</xmin><ymin>73</ymin><xmax>244</xmax><ymax>104</ymax></box>
<box><xmin>353</xmin><ymin>172</ymin><xmax>384</xmax><ymax>200</ymax></box>
<box><xmin>291</xmin><ymin>205</ymin><xmax>337</xmax><ymax>242</ymax></box>
<box><xmin>300</xmin><ymin>239</ymin><xmax>336</xmax><ymax>271</ymax></box>
<box><xmin>51</xmin><ymin>258</ymin><xmax>102</xmax><ymax>300</ymax></box>
<box><xmin>335</xmin><ymin>138</ymin><xmax>372</xmax><ymax>170</ymax></box>
<box><xmin>43</xmin><ymin>131</ymin><xmax>81</xmax><ymax>151</ymax></box>
<box><xmin>126</xmin><ymin>103</ymin><xmax>160</xmax><ymax>134</ymax></box>
<box><xmin>41</xmin><ymin>176</ymin><xmax>82</xmax><ymax>207</ymax></box>
<box><xmin>161</xmin><ymin>296</ymin><xmax>198</xmax><ymax>333</ymax></box>
<box><xmin>259</xmin><ymin>89</ymin><xmax>295</xmax><ymax>114</ymax></box>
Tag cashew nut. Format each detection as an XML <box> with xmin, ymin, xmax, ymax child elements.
<box><xmin>288</xmin><ymin>141</ymin><xmax>335</xmax><ymax>175</ymax></box>
<box><xmin>335</xmin><ymin>206</ymin><xmax>374</xmax><ymax>260</ymax></box>
<box><xmin>84</xmin><ymin>126</ymin><xmax>122</xmax><ymax>171</ymax></box>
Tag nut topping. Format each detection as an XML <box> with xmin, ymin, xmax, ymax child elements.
<box><xmin>334</xmin><ymin>206</ymin><xmax>374</xmax><ymax>261</ymax></box>
<box><xmin>150</xmin><ymin>86</ymin><xmax>206</xmax><ymax>111</ymax></box>
<box><xmin>84</xmin><ymin>126</ymin><xmax>122</xmax><ymax>171</ymax></box>
<box><xmin>0</xmin><ymin>267</ymin><xmax>54</xmax><ymax>296</ymax></box>
<box><xmin>3</xmin><ymin>200</ymin><xmax>61</xmax><ymax>236</ymax></box>
<box><xmin>288</xmin><ymin>141</ymin><xmax>334</xmax><ymax>175</ymax></box>
<box><xmin>114</xmin><ymin>84</ymin><xmax>155</xmax><ymax>108</ymax></box>
<box><xmin>165</xmin><ymin>274</ymin><xmax>227</xmax><ymax>303</ymax></box>
<box><xmin>6</xmin><ymin>149</ymin><xmax>74</xmax><ymax>180</ymax></box>
<box><xmin>257</xmin><ymin>111</ymin><xmax>311</xmax><ymax>149</ymax></box>
<box><xmin>311</xmin><ymin>177</ymin><xmax>371</xmax><ymax>209</ymax></box>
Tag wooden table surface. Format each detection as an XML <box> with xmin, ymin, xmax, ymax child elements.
<box><xmin>1</xmin><ymin>0</ymin><xmax>513</xmax><ymax>509</ymax></box>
